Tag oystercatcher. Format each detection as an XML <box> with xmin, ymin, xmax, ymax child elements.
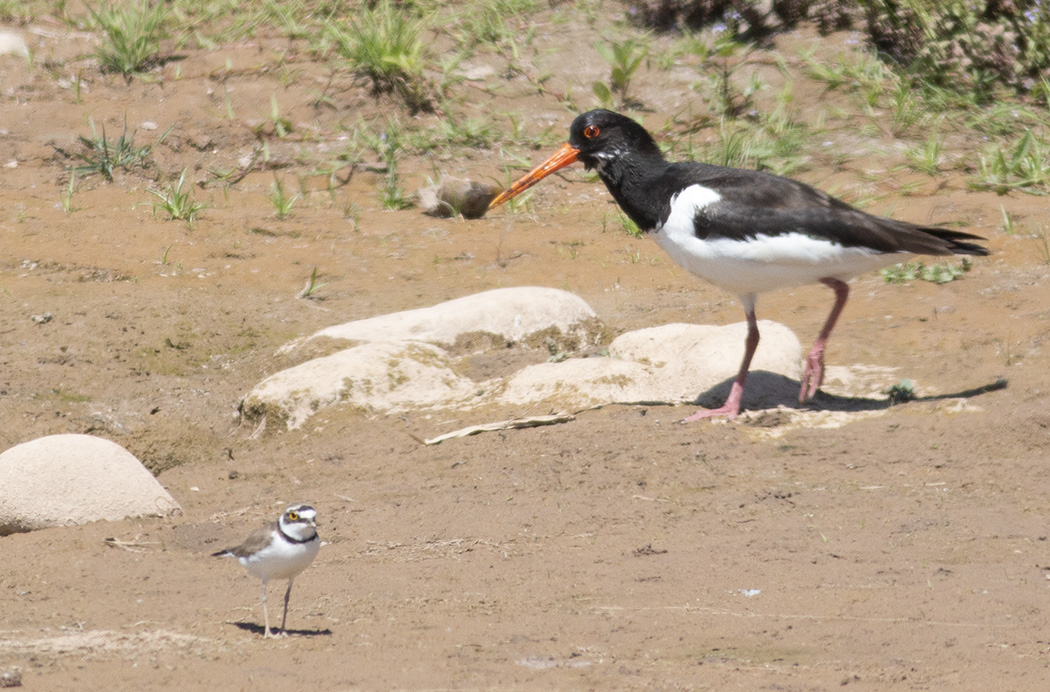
<box><xmin>488</xmin><ymin>109</ymin><xmax>989</xmax><ymax>421</ymax></box>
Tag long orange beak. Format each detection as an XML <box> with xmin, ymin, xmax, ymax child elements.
<box><xmin>488</xmin><ymin>142</ymin><xmax>581</xmax><ymax>209</ymax></box>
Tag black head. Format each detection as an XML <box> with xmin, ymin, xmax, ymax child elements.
<box><xmin>567</xmin><ymin>110</ymin><xmax>665</xmax><ymax>171</ymax></box>
<box><xmin>488</xmin><ymin>110</ymin><xmax>666</xmax><ymax>210</ymax></box>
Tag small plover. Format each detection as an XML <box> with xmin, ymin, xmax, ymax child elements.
<box><xmin>212</xmin><ymin>503</ymin><xmax>320</xmax><ymax>638</ymax></box>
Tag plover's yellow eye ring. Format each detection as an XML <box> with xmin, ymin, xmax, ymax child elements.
<box><xmin>583</xmin><ymin>125</ymin><xmax>600</xmax><ymax>139</ymax></box>
<box><xmin>288</xmin><ymin>511</ymin><xmax>299</xmax><ymax>521</ymax></box>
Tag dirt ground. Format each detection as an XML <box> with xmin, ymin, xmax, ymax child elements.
<box><xmin>2</xmin><ymin>7</ymin><xmax>1050</xmax><ymax>691</ymax></box>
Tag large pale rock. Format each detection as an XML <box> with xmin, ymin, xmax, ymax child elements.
<box><xmin>242</xmin><ymin>341</ymin><xmax>480</xmax><ymax>429</ymax></box>
<box><xmin>0</xmin><ymin>434</ymin><xmax>181</xmax><ymax>535</ymax></box>
<box><xmin>496</xmin><ymin>321</ymin><xmax>801</xmax><ymax>409</ymax></box>
<box><xmin>243</xmin><ymin>285</ymin><xmax>805</xmax><ymax>429</ymax></box>
<box><xmin>279</xmin><ymin>286</ymin><xmax>599</xmax><ymax>354</ymax></box>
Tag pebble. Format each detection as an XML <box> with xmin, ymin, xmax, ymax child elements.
<box><xmin>0</xmin><ymin>667</ymin><xmax>22</xmax><ymax>688</ymax></box>
<box><xmin>0</xmin><ymin>32</ymin><xmax>27</xmax><ymax>57</ymax></box>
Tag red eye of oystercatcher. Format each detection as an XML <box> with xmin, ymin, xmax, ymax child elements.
<box><xmin>487</xmin><ymin>110</ymin><xmax>989</xmax><ymax>421</ymax></box>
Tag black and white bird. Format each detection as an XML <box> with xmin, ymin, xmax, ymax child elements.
<box><xmin>212</xmin><ymin>503</ymin><xmax>320</xmax><ymax>638</ymax></box>
<box><xmin>488</xmin><ymin>109</ymin><xmax>989</xmax><ymax>420</ymax></box>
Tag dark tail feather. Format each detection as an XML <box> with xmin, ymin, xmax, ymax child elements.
<box><xmin>917</xmin><ymin>225</ymin><xmax>990</xmax><ymax>257</ymax></box>
<box><xmin>211</xmin><ymin>548</ymin><xmax>233</xmax><ymax>558</ymax></box>
<box><xmin>948</xmin><ymin>239</ymin><xmax>990</xmax><ymax>256</ymax></box>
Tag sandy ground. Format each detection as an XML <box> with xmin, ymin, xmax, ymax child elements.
<box><xmin>2</xmin><ymin>8</ymin><xmax>1050</xmax><ymax>691</ymax></box>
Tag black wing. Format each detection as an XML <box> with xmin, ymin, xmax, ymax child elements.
<box><xmin>664</xmin><ymin>163</ymin><xmax>988</xmax><ymax>256</ymax></box>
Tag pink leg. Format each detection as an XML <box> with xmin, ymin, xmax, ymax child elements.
<box><xmin>799</xmin><ymin>278</ymin><xmax>850</xmax><ymax>402</ymax></box>
<box><xmin>682</xmin><ymin>307</ymin><xmax>760</xmax><ymax>422</ymax></box>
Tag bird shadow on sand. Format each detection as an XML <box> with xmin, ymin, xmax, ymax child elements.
<box><xmin>690</xmin><ymin>371</ymin><xmax>1008</xmax><ymax>415</ymax></box>
<box><xmin>228</xmin><ymin>621</ymin><xmax>333</xmax><ymax>638</ymax></box>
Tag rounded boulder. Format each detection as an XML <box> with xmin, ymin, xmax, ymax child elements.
<box><xmin>0</xmin><ymin>434</ymin><xmax>182</xmax><ymax>536</ymax></box>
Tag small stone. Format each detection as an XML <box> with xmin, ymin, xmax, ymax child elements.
<box><xmin>459</xmin><ymin>63</ymin><xmax>495</xmax><ymax>80</ymax></box>
<box><xmin>418</xmin><ymin>177</ymin><xmax>499</xmax><ymax>219</ymax></box>
<box><xmin>0</xmin><ymin>33</ymin><xmax>28</xmax><ymax>58</ymax></box>
<box><xmin>189</xmin><ymin>134</ymin><xmax>214</xmax><ymax>151</ymax></box>
<box><xmin>0</xmin><ymin>667</ymin><xmax>22</xmax><ymax>687</ymax></box>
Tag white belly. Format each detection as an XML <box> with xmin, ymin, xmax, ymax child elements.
<box><xmin>651</xmin><ymin>184</ymin><xmax>907</xmax><ymax>298</ymax></box>
<box><xmin>651</xmin><ymin>227</ymin><xmax>907</xmax><ymax>297</ymax></box>
<box><xmin>240</xmin><ymin>537</ymin><xmax>320</xmax><ymax>582</ymax></box>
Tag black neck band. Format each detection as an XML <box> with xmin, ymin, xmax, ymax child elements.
<box><xmin>278</xmin><ymin>523</ymin><xmax>316</xmax><ymax>544</ymax></box>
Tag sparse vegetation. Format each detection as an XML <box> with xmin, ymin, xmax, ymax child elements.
<box><xmin>57</xmin><ymin>119</ymin><xmax>171</xmax><ymax>182</ymax></box>
<box><xmin>881</xmin><ymin>259</ymin><xmax>973</xmax><ymax>285</ymax></box>
<box><xmin>863</xmin><ymin>0</ymin><xmax>1050</xmax><ymax>101</ymax></box>
<box><xmin>0</xmin><ymin>0</ymin><xmax>35</xmax><ymax>24</ymax></box>
<box><xmin>147</xmin><ymin>170</ymin><xmax>204</xmax><ymax>225</ymax></box>
<box><xmin>886</xmin><ymin>378</ymin><xmax>917</xmax><ymax>405</ymax></box>
<box><xmin>269</xmin><ymin>176</ymin><xmax>300</xmax><ymax>219</ymax></box>
<box><xmin>906</xmin><ymin>130</ymin><xmax>945</xmax><ymax>175</ymax></box>
<box><xmin>361</xmin><ymin>122</ymin><xmax>413</xmax><ymax>210</ymax></box>
<box><xmin>60</xmin><ymin>172</ymin><xmax>77</xmax><ymax>214</ymax></box>
<box><xmin>296</xmin><ymin>266</ymin><xmax>327</xmax><ymax>299</ymax></box>
<box><xmin>409</xmin><ymin>115</ymin><xmax>499</xmax><ymax>152</ymax></box>
<box><xmin>265</xmin><ymin>94</ymin><xmax>292</xmax><ymax>138</ymax></box>
<box><xmin>323</xmin><ymin>0</ymin><xmax>437</xmax><ymax>114</ymax></box>
<box><xmin>973</xmin><ymin>129</ymin><xmax>1050</xmax><ymax>195</ymax></box>
<box><xmin>1033</xmin><ymin>226</ymin><xmax>1050</xmax><ymax>265</ymax></box>
<box><xmin>88</xmin><ymin>0</ymin><xmax>168</xmax><ymax>79</ymax></box>
<box><xmin>593</xmin><ymin>37</ymin><xmax>650</xmax><ymax>108</ymax></box>
<box><xmin>603</xmin><ymin>211</ymin><xmax>643</xmax><ymax>239</ymax></box>
<box><xmin>630</xmin><ymin>1</ymin><xmax>1050</xmax><ymax>101</ymax></box>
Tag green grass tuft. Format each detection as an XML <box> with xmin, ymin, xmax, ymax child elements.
<box><xmin>269</xmin><ymin>176</ymin><xmax>300</xmax><ymax>220</ymax></box>
<box><xmin>881</xmin><ymin>259</ymin><xmax>973</xmax><ymax>284</ymax></box>
<box><xmin>886</xmin><ymin>379</ymin><xmax>916</xmax><ymax>406</ymax></box>
<box><xmin>88</xmin><ymin>0</ymin><xmax>168</xmax><ymax>79</ymax></box>
<box><xmin>324</xmin><ymin>0</ymin><xmax>436</xmax><ymax>114</ymax></box>
<box><xmin>148</xmin><ymin>170</ymin><xmax>204</xmax><ymax>226</ymax></box>
<box><xmin>972</xmin><ymin>129</ymin><xmax>1050</xmax><ymax>195</ymax></box>
<box><xmin>593</xmin><ymin>37</ymin><xmax>649</xmax><ymax>108</ymax></box>
<box><xmin>58</xmin><ymin>119</ymin><xmax>171</xmax><ymax>182</ymax></box>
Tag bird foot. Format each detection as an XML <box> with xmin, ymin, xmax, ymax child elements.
<box><xmin>263</xmin><ymin>629</ymin><xmax>288</xmax><ymax>639</ymax></box>
<box><xmin>683</xmin><ymin>381</ymin><xmax>745</xmax><ymax>422</ymax></box>
<box><xmin>799</xmin><ymin>348</ymin><xmax>827</xmax><ymax>402</ymax></box>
